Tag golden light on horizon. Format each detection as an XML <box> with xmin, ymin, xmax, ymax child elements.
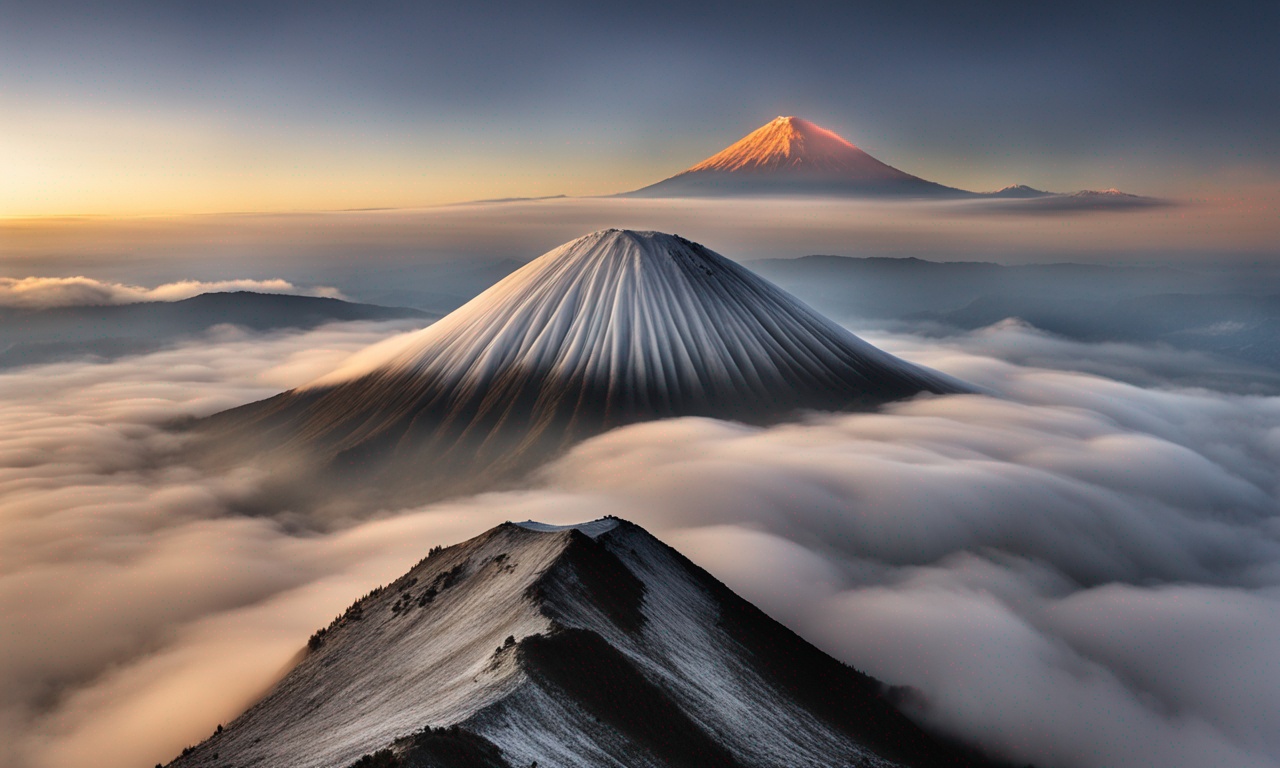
<box><xmin>0</xmin><ymin>100</ymin><xmax>670</xmax><ymax>217</ymax></box>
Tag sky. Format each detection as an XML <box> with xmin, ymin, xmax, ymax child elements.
<box><xmin>2</xmin><ymin>4</ymin><xmax>1280</xmax><ymax>767</ymax></box>
<box><xmin>3</xmin><ymin>0</ymin><xmax>1278</xmax><ymax>215</ymax></box>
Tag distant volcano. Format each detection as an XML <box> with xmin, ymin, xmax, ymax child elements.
<box><xmin>199</xmin><ymin>230</ymin><xmax>961</xmax><ymax>500</ymax></box>
<box><xmin>626</xmin><ymin>116</ymin><xmax>966</xmax><ymax>198</ymax></box>
<box><xmin>163</xmin><ymin>518</ymin><xmax>1005</xmax><ymax>768</ymax></box>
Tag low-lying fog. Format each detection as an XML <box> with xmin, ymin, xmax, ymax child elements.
<box><xmin>4</xmin><ymin>196</ymin><xmax>1276</xmax><ymax>310</ymax></box>
<box><xmin>2</xmin><ymin>202</ymin><xmax>1278</xmax><ymax>768</ymax></box>
<box><xmin>1</xmin><ymin>307</ymin><xmax>1277</xmax><ymax>768</ymax></box>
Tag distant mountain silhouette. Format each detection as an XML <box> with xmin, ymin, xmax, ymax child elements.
<box><xmin>979</xmin><ymin>184</ymin><xmax>1051</xmax><ymax>198</ymax></box>
<box><xmin>0</xmin><ymin>292</ymin><xmax>428</xmax><ymax>369</ymax></box>
<box><xmin>752</xmin><ymin>254</ymin><xmax>1280</xmax><ymax>389</ymax></box>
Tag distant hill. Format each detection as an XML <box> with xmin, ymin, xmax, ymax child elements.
<box><xmin>751</xmin><ymin>255</ymin><xmax>1195</xmax><ymax>317</ymax></box>
<box><xmin>0</xmin><ymin>292</ymin><xmax>429</xmax><ymax>369</ymax></box>
<box><xmin>751</xmin><ymin>254</ymin><xmax>1280</xmax><ymax>382</ymax></box>
<box><xmin>979</xmin><ymin>184</ymin><xmax>1051</xmax><ymax>198</ymax></box>
<box><xmin>975</xmin><ymin>187</ymin><xmax>1169</xmax><ymax>212</ymax></box>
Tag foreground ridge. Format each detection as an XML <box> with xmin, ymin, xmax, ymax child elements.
<box><xmin>165</xmin><ymin>517</ymin><xmax>1010</xmax><ymax>768</ymax></box>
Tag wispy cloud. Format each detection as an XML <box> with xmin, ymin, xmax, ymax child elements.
<box><xmin>959</xmin><ymin>193</ymin><xmax>1175</xmax><ymax>215</ymax></box>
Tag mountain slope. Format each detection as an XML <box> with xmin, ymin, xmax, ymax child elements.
<box><xmin>200</xmin><ymin>230</ymin><xmax>960</xmax><ymax>498</ymax></box>
<box><xmin>164</xmin><ymin>519</ymin><xmax>1006</xmax><ymax>768</ymax></box>
<box><xmin>626</xmin><ymin>117</ymin><xmax>965</xmax><ymax>198</ymax></box>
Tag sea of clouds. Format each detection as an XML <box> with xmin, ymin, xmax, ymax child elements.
<box><xmin>0</xmin><ymin>317</ymin><xmax>1277</xmax><ymax>768</ymax></box>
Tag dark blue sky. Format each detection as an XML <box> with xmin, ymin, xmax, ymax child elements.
<box><xmin>4</xmin><ymin>0</ymin><xmax>1277</xmax><ymax>212</ymax></box>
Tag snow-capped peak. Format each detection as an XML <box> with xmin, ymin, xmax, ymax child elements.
<box><xmin>313</xmin><ymin>229</ymin><xmax>955</xmax><ymax>410</ymax></box>
<box><xmin>203</xmin><ymin>230</ymin><xmax>960</xmax><ymax>503</ymax></box>
<box><xmin>625</xmin><ymin>117</ymin><xmax>962</xmax><ymax>197</ymax></box>
<box><xmin>685</xmin><ymin>116</ymin><xmax>867</xmax><ymax>173</ymax></box>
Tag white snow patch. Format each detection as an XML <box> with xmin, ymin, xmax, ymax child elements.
<box><xmin>514</xmin><ymin>518</ymin><xmax>621</xmax><ymax>538</ymax></box>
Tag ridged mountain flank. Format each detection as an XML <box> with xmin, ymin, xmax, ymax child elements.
<box><xmin>199</xmin><ymin>230</ymin><xmax>963</xmax><ymax>500</ymax></box>
<box><xmin>627</xmin><ymin>117</ymin><xmax>965</xmax><ymax>198</ymax></box>
<box><xmin>162</xmin><ymin>518</ymin><xmax>1007</xmax><ymax>768</ymax></box>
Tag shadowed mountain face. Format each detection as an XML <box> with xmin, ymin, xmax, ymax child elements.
<box><xmin>626</xmin><ymin>116</ymin><xmax>966</xmax><ymax>198</ymax></box>
<box><xmin>199</xmin><ymin>230</ymin><xmax>960</xmax><ymax>501</ymax></box>
<box><xmin>163</xmin><ymin>519</ymin><xmax>1007</xmax><ymax>768</ymax></box>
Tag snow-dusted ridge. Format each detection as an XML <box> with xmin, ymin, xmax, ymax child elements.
<box><xmin>201</xmin><ymin>230</ymin><xmax>962</xmax><ymax>499</ymax></box>
<box><xmin>164</xmin><ymin>518</ymin><xmax>1006</xmax><ymax>768</ymax></box>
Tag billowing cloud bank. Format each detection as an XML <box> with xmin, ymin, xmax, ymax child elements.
<box><xmin>541</xmin><ymin>348</ymin><xmax>1280</xmax><ymax>768</ymax></box>
<box><xmin>0</xmin><ymin>320</ymin><xmax>1277</xmax><ymax>768</ymax></box>
<box><xmin>0</xmin><ymin>276</ymin><xmax>343</xmax><ymax>308</ymax></box>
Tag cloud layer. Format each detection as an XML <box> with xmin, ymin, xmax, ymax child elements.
<box><xmin>0</xmin><ymin>276</ymin><xmax>343</xmax><ymax>308</ymax></box>
<box><xmin>0</xmin><ymin>319</ymin><xmax>1277</xmax><ymax>768</ymax></box>
<box><xmin>539</xmin><ymin>384</ymin><xmax>1280</xmax><ymax>766</ymax></box>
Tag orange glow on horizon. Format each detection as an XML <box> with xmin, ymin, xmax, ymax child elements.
<box><xmin>3</xmin><ymin>103</ymin><xmax>1277</xmax><ymax>221</ymax></box>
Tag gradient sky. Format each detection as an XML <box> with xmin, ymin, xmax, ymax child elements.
<box><xmin>3</xmin><ymin>0</ymin><xmax>1277</xmax><ymax>215</ymax></box>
